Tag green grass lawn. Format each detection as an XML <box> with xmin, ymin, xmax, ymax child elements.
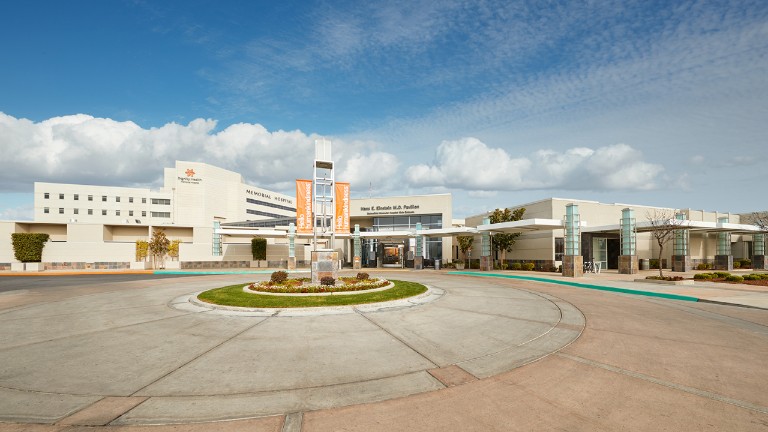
<box><xmin>196</xmin><ymin>279</ymin><xmax>427</xmax><ymax>308</ymax></box>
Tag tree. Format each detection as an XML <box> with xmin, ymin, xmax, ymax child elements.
<box><xmin>251</xmin><ymin>237</ymin><xmax>267</xmax><ymax>260</ymax></box>
<box><xmin>456</xmin><ymin>235</ymin><xmax>474</xmax><ymax>264</ymax></box>
<box><xmin>645</xmin><ymin>209</ymin><xmax>685</xmax><ymax>278</ymax></box>
<box><xmin>148</xmin><ymin>229</ymin><xmax>170</xmax><ymax>269</ymax></box>
<box><xmin>747</xmin><ymin>211</ymin><xmax>768</xmax><ymax>230</ymax></box>
<box><xmin>489</xmin><ymin>207</ymin><xmax>526</xmax><ymax>266</ymax></box>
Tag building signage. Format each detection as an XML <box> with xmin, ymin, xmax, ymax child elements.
<box><xmin>296</xmin><ymin>179</ymin><xmax>313</xmax><ymax>234</ymax></box>
<box><xmin>359</xmin><ymin>204</ymin><xmax>421</xmax><ymax>216</ymax></box>
<box><xmin>335</xmin><ymin>182</ymin><xmax>350</xmax><ymax>233</ymax></box>
<box><xmin>246</xmin><ymin>189</ymin><xmax>293</xmax><ymax>205</ymax></box>
<box><xmin>178</xmin><ymin>168</ymin><xmax>202</xmax><ymax>185</ymax></box>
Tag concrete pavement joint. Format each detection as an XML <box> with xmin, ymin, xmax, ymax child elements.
<box><xmin>355</xmin><ymin>310</ymin><xmax>441</xmax><ymax>370</ymax></box>
<box><xmin>556</xmin><ymin>352</ymin><xmax>768</xmax><ymax>415</ymax></box>
<box><xmin>126</xmin><ymin>315</ymin><xmax>271</xmax><ymax>399</ymax></box>
<box><xmin>0</xmin><ymin>311</ymin><xmax>201</xmax><ymax>353</ymax></box>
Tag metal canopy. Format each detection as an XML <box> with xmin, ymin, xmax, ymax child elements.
<box><xmin>476</xmin><ymin>218</ymin><xmax>566</xmax><ymax>234</ymax></box>
<box><xmin>583</xmin><ymin>220</ymin><xmax>763</xmax><ymax>235</ymax></box>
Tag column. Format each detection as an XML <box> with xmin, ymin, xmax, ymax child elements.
<box><xmin>353</xmin><ymin>224</ymin><xmax>362</xmax><ymax>269</ymax></box>
<box><xmin>754</xmin><ymin>233</ymin><xmax>767</xmax><ymax>270</ymax></box>
<box><xmin>480</xmin><ymin>217</ymin><xmax>492</xmax><ymax>271</ymax></box>
<box><xmin>672</xmin><ymin>213</ymin><xmax>691</xmax><ymax>272</ymax></box>
<box><xmin>619</xmin><ymin>208</ymin><xmax>638</xmax><ymax>274</ymax></box>
<box><xmin>287</xmin><ymin>223</ymin><xmax>296</xmax><ymax>270</ymax></box>
<box><xmin>414</xmin><ymin>222</ymin><xmax>424</xmax><ymax>270</ymax></box>
<box><xmin>563</xmin><ymin>204</ymin><xmax>583</xmax><ymax>277</ymax></box>
<box><xmin>714</xmin><ymin>217</ymin><xmax>733</xmax><ymax>270</ymax></box>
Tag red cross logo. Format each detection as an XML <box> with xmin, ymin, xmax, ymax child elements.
<box><xmin>185</xmin><ymin>169</ymin><xmax>195</xmax><ymax>177</ymax></box>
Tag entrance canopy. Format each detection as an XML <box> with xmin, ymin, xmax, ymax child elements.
<box><xmin>476</xmin><ymin>218</ymin><xmax>567</xmax><ymax>234</ymax></box>
<box><xmin>584</xmin><ymin>220</ymin><xmax>764</xmax><ymax>235</ymax></box>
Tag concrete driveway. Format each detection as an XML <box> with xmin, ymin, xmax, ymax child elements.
<box><xmin>0</xmin><ymin>271</ymin><xmax>766</xmax><ymax>431</ymax></box>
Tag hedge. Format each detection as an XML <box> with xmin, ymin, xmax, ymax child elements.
<box><xmin>251</xmin><ymin>237</ymin><xmax>267</xmax><ymax>260</ymax></box>
<box><xmin>11</xmin><ymin>233</ymin><xmax>50</xmax><ymax>263</ymax></box>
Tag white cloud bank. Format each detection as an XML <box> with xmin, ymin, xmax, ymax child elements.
<box><xmin>0</xmin><ymin>112</ymin><xmax>358</xmax><ymax>194</ymax></box>
<box><xmin>0</xmin><ymin>113</ymin><xmax>664</xmax><ymax>200</ymax></box>
<box><xmin>406</xmin><ymin>137</ymin><xmax>663</xmax><ymax>191</ymax></box>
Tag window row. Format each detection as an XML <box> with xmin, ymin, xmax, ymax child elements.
<box><xmin>43</xmin><ymin>208</ymin><xmax>149</xmax><ymax>217</ymax></box>
<box><xmin>245</xmin><ymin>198</ymin><xmax>296</xmax><ymax>213</ymax></box>
<box><xmin>43</xmin><ymin>193</ymin><xmax>147</xmax><ymax>204</ymax></box>
<box><xmin>246</xmin><ymin>209</ymin><xmax>293</xmax><ymax>219</ymax></box>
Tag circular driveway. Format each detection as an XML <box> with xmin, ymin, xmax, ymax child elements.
<box><xmin>0</xmin><ymin>272</ymin><xmax>583</xmax><ymax>425</ymax></box>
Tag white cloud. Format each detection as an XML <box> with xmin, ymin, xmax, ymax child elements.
<box><xmin>406</xmin><ymin>138</ymin><xmax>663</xmax><ymax>192</ymax></box>
<box><xmin>0</xmin><ymin>112</ymin><xmax>396</xmax><ymax>195</ymax></box>
<box><xmin>0</xmin><ymin>204</ymin><xmax>33</xmax><ymax>221</ymax></box>
<box><xmin>340</xmin><ymin>152</ymin><xmax>400</xmax><ymax>192</ymax></box>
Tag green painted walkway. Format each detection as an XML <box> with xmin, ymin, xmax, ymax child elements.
<box><xmin>449</xmin><ymin>271</ymin><xmax>700</xmax><ymax>302</ymax></box>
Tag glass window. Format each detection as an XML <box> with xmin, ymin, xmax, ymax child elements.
<box><xmin>142</xmin><ymin>211</ymin><xmax>146</xmax><ymax>217</ymax></box>
<box><xmin>142</xmin><ymin>198</ymin><xmax>147</xmax><ymax>204</ymax></box>
<box><xmin>88</xmin><ymin>195</ymin><xmax>93</xmax><ymax>201</ymax></box>
<box><xmin>88</xmin><ymin>209</ymin><xmax>93</xmax><ymax>215</ymax></box>
<box><xmin>102</xmin><ymin>209</ymin><xmax>107</xmax><ymax>216</ymax></box>
<box><xmin>44</xmin><ymin>193</ymin><xmax>50</xmax><ymax>199</ymax></box>
<box><xmin>129</xmin><ymin>210</ymin><xmax>134</xmax><ymax>216</ymax></box>
<box><xmin>59</xmin><ymin>193</ymin><xmax>64</xmax><ymax>199</ymax></box>
<box><xmin>74</xmin><ymin>208</ymin><xmax>79</xmax><ymax>215</ymax></box>
<box><xmin>555</xmin><ymin>238</ymin><xmax>564</xmax><ymax>261</ymax></box>
<box><xmin>116</xmin><ymin>210</ymin><xmax>121</xmax><ymax>216</ymax></box>
<box><xmin>74</xmin><ymin>194</ymin><xmax>79</xmax><ymax>201</ymax></box>
<box><xmin>44</xmin><ymin>207</ymin><xmax>49</xmax><ymax>213</ymax></box>
<box><xmin>102</xmin><ymin>196</ymin><xmax>107</xmax><ymax>202</ymax></box>
<box><xmin>59</xmin><ymin>208</ymin><xmax>64</xmax><ymax>214</ymax></box>
<box><xmin>129</xmin><ymin>197</ymin><xmax>133</xmax><ymax>203</ymax></box>
<box><xmin>116</xmin><ymin>196</ymin><xmax>121</xmax><ymax>203</ymax></box>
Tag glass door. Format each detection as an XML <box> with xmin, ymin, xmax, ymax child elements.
<box><xmin>593</xmin><ymin>237</ymin><xmax>607</xmax><ymax>271</ymax></box>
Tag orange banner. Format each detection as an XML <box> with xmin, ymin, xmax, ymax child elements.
<box><xmin>296</xmin><ymin>180</ymin><xmax>313</xmax><ymax>234</ymax></box>
<box><xmin>335</xmin><ymin>182</ymin><xmax>350</xmax><ymax>233</ymax></box>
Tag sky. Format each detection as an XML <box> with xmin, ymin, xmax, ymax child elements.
<box><xmin>1</xmin><ymin>0</ymin><xmax>767</xmax><ymax>220</ymax></box>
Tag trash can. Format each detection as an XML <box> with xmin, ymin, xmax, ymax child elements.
<box><xmin>639</xmin><ymin>259</ymin><xmax>650</xmax><ymax>270</ymax></box>
<box><xmin>435</xmin><ymin>259</ymin><xmax>440</xmax><ymax>270</ymax></box>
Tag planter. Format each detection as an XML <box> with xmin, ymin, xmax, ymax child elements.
<box><xmin>165</xmin><ymin>261</ymin><xmax>181</xmax><ymax>270</ymax></box>
<box><xmin>634</xmin><ymin>278</ymin><xmax>694</xmax><ymax>286</ymax></box>
<box><xmin>456</xmin><ymin>263</ymin><xmax>466</xmax><ymax>270</ymax></box>
<box><xmin>11</xmin><ymin>262</ymin><xmax>25</xmax><ymax>272</ymax></box>
<box><xmin>24</xmin><ymin>262</ymin><xmax>44</xmax><ymax>272</ymax></box>
<box><xmin>130</xmin><ymin>261</ymin><xmax>150</xmax><ymax>270</ymax></box>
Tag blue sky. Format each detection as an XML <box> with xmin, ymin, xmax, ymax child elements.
<box><xmin>1</xmin><ymin>0</ymin><xmax>767</xmax><ymax>220</ymax></box>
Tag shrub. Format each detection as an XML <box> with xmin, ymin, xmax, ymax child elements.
<box><xmin>740</xmin><ymin>259</ymin><xmax>752</xmax><ymax>268</ymax></box>
<box><xmin>733</xmin><ymin>261</ymin><xmax>741</xmax><ymax>269</ymax></box>
<box><xmin>168</xmin><ymin>239</ymin><xmax>181</xmax><ymax>259</ymax></box>
<box><xmin>713</xmin><ymin>271</ymin><xmax>730</xmax><ymax>279</ymax></box>
<box><xmin>743</xmin><ymin>274</ymin><xmax>760</xmax><ymax>281</ymax></box>
<box><xmin>135</xmin><ymin>240</ymin><xmax>149</xmax><ymax>261</ymax></box>
<box><xmin>650</xmin><ymin>259</ymin><xmax>660</xmax><ymax>269</ymax></box>
<box><xmin>725</xmin><ymin>275</ymin><xmax>744</xmax><ymax>283</ymax></box>
<box><xmin>696</xmin><ymin>263</ymin><xmax>711</xmax><ymax>270</ymax></box>
<box><xmin>320</xmin><ymin>276</ymin><xmax>335</xmax><ymax>286</ymax></box>
<box><xmin>511</xmin><ymin>263</ymin><xmax>522</xmax><ymax>271</ymax></box>
<box><xmin>522</xmin><ymin>262</ymin><xmax>535</xmax><ymax>271</ymax></box>
<box><xmin>251</xmin><ymin>237</ymin><xmax>267</xmax><ymax>260</ymax></box>
<box><xmin>11</xmin><ymin>233</ymin><xmax>50</xmax><ymax>263</ymax></box>
<box><xmin>693</xmin><ymin>273</ymin><xmax>713</xmax><ymax>280</ymax></box>
<box><xmin>356</xmin><ymin>272</ymin><xmax>369</xmax><ymax>280</ymax></box>
<box><xmin>270</xmin><ymin>270</ymin><xmax>288</xmax><ymax>284</ymax></box>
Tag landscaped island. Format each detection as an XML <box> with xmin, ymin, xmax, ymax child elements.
<box><xmin>197</xmin><ymin>271</ymin><xmax>428</xmax><ymax>308</ymax></box>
